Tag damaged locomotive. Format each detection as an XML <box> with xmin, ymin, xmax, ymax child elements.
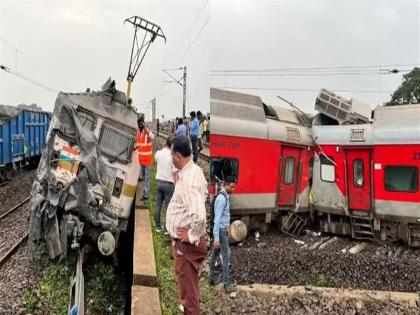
<box><xmin>29</xmin><ymin>79</ymin><xmax>140</xmax><ymax>259</ymax></box>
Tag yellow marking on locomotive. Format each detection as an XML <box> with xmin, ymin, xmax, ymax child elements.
<box><xmin>122</xmin><ymin>183</ymin><xmax>137</xmax><ymax>198</ymax></box>
<box><xmin>57</xmin><ymin>160</ymin><xmax>80</xmax><ymax>175</ymax></box>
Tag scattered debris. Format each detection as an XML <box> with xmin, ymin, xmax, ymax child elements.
<box><xmin>309</xmin><ymin>237</ymin><xmax>330</xmax><ymax>251</ymax></box>
<box><xmin>318</xmin><ymin>237</ymin><xmax>338</xmax><ymax>250</ymax></box>
<box><xmin>394</xmin><ymin>246</ymin><xmax>404</xmax><ymax>257</ymax></box>
<box><xmin>254</xmin><ymin>231</ymin><xmax>260</xmax><ymax>241</ymax></box>
<box><xmin>305</xmin><ymin>230</ymin><xmax>321</xmax><ymax>237</ymax></box>
<box><xmin>349</xmin><ymin>242</ymin><xmax>368</xmax><ymax>255</ymax></box>
<box><xmin>294</xmin><ymin>239</ymin><xmax>305</xmax><ymax>245</ymax></box>
<box><xmin>257</xmin><ymin>242</ymin><xmax>266</xmax><ymax>248</ymax></box>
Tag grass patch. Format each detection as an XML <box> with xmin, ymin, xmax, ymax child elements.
<box><xmin>26</xmin><ymin>261</ymin><xmax>73</xmax><ymax>315</ymax></box>
<box><xmin>148</xmin><ymin>163</ymin><xmax>214</xmax><ymax>314</ymax></box>
<box><xmin>309</xmin><ymin>273</ymin><xmax>329</xmax><ymax>287</ymax></box>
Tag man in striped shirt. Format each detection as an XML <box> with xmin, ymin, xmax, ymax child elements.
<box><xmin>166</xmin><ymin>135</ymin><xmax>207</xmax><ymax>315</ymax></box>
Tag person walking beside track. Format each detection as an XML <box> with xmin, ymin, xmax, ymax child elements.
<box><xmin>166</xmin><ymin>135</ymin><xmax>208</xmax><ymax>315</ymax></box>
<box><xmin>135</xmin><ymin>117</ymin><xmax>154</xmax><ymax>201</ymax></box>
<box><xmin>154</xmin><ymin>137</ymin><xmax>177</xmax><ymax>233</ymax></box>
<box><xmin>189</xmin><ymin>111</ymin><xmax>200</xmax><ymax>164</ymax></box>
<box><xmin>209</xmin><ymin>176</ymin><xmax>236</xmax><ymax>293</ymax></box>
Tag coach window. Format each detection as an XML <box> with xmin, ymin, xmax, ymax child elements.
<box><xmin>284</xmin><ymin>157</ymin><xmax>295</xmax><ymax>184</ymax></box>
<box><xmin>320</xmin><ymin>155</ymin><xmax>335</xmax><ymax>182</ymax></box>
<box><xmin>384</xmin><ymin>166</ymin><xmax>418</xmax><ymax>193</ymax></box>
<box><xmin>210</xmin><ymin>158</ymin><xmax>239</xmax><ymax>183</ymax></box>
<box><xmin>353</xmin><ymin>159</ymin><xmax>364</xmax><ymax>187</ymax></box>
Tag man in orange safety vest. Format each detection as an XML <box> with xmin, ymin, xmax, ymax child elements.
<box><xmin>135</xmin><ymin>117</ymin><xmax>155</xmax><ymax>201</ymax></box>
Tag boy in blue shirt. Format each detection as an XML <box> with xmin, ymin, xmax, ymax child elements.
<box><xmin>209</xmin><ymin>176</ymin><xmax>236</xmax><ymax>293</ymax></box>
<box><xmin>189</xmin><ymin>111</ymin><xmax>200</xmax><ymax>163</ymax></box>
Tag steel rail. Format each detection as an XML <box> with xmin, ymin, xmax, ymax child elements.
<box><xmin>0</xmin><ymin>196</ymin><xmax>31</xmax><ymax>221</ymax></box>
<box><xmin>0</xmin><ymin>231</ymin><xmax>29</xmax><ymax>268</ymax></box>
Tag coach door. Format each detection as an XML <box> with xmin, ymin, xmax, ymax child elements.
<box><xmin>346</xmin><ymin>150</ymin><xmax>371</xmax><ymax>211</ymax></box>
<box><xmin>278</xmin><ymin>146</ymin><xmax>301</xmax><ymax>206</ymax></box>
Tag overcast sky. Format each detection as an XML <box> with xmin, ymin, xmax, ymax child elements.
<box><xmin>1</xmin><ymin>1</ymin><xmax>419</xmax><ymax>119</ymax></box>
<box><xmin>0</xmin><ymin>0</ymin><xmax>209</xmax><ymax>120</ymax></box>
<box><xmin>210</xmin><ymin>0</ymin><xmax>420</xmax><ymax>112</ymax></box>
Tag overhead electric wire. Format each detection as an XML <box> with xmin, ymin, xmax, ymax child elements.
<box><xmin>179</xmin><ymin>17</ymin><xmax>209</xmax><ymax>61</ymax></box>
<box><xmin>175</xmin><ymin>0</ymin><xmax>209</xmax><ymax>56</ymax></box>
<box><xmin>0</xmin><ymin>37</ymin><xmax>62</xmax><ymax>85</ymax></box>
<box><xmin>211</xmin><ymin>71</ymin><xmax>410</xmax><ymax>77</ymax></box>
<box><xmin>1</xmin><ymin>65</ymin><xmax>59</xmax><ymax>94</ymax></box>
<box><xmin>210</xmin><ymin>63</ymin><xmax>420</xmax><ymax>73</ymax></box>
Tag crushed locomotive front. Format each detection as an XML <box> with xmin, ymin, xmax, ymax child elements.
<box><xmin>29</xmin><ymin>80</ymin><xmax>140</xmax><ymax>258</ymax></box>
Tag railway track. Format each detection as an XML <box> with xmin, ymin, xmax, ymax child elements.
<box><xmin>0</xmin><ymin>197</ymin><xmax>31</xmax><ymax>268</ymax></box>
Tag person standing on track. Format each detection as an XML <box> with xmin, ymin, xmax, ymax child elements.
<box><xmin>154</xmin><ymin>137</ymin><xmax>177</xmax><ymax>233</ymax></box>
<box><xmin>189</xmin><ymin>111</ymin><xmax>200</xmax><ymax>164</ymax></box>
<box><xmin>135</xmin><ymin>117</ymin><xmax>154</xmax><ymax>202</ymax></box>
<box><xmin>209</xmin><ymin>176</ymin><xmax>236</xmax><ymax>293</ymax></box>
<box><xmin>166</xmin><ymin>135</ymin><xmax>208</xmax><ymax>315</ymax></box>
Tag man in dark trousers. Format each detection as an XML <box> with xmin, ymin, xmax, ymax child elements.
<box><xmin>154</xmin><ymin>137</ymin><xmax>177</xmax><ymax>233</ymax></box>
<box><xmin>209</xmin><ymin>176</ymin><xmax>236</xmax><ymax>293</ymax></box>
<box><xmin>189</xmin><ymin>111</ymin><xmax>200</xmax><ymax>163</ymax></box>
<box><xmin>166</xmin><ymin>136</ymin><xmax>208</xmax><ymax>314</ymax></box>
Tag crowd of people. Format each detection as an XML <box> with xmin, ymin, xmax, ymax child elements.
<box><xmin>135</xmin><ymin>114</ymin><xmax>234</xmax><ymax>315</ymax></box>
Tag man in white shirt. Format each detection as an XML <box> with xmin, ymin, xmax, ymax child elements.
<box><xmin>154</xmin><ymin>137</ymin><xmax>177</xmax><ymax>233</ymax></box>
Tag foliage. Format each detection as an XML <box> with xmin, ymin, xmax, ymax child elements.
<box><xmin>310</xmin><ymin>273</ymin><xmax>329</xmax><ymax>287</ymax></box>
<box><xmin>85</xmin><ymin>260</ymin><xmax>125</xmax><ymax>314</ymax></box>
<box><xmin>38</xmin><ymin>263</ymin><xmax>72</xmax><ymax>315</ymax></box>
<box><xmin>23</xmin><ymin>291</ymin><xmax>39</xmax><ymax>313</ymax></box>
<box><xmin>386</xmin><ymin>67</ymin><xmax>420</xmax><ymax>105</ymax></box>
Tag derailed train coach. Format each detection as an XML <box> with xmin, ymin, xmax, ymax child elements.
<box><xmin>210</xmin><ymin>88</ymin><xmax>420</xmax><ymax>247</ymax></box>
<box><xmin>29</xmin><ymin>79</ymin><xmax>140</xmax><ymax>258</ymax></box>
<box><xmin>312</xmin><ymin>104</ymin><xmax>420</xmax><ymax>247</ymax></box>
<box><xmin>210</xmin><ymin>88</ymin><xmax>313</xmax><ymax>231</ymax></box>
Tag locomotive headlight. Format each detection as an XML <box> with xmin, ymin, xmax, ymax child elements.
<box><xmin>97</xmin><ymin>231</ymin><xmax>116</xmax><ymax>256</ymax></box>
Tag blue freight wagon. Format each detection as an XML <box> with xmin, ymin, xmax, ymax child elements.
<box><xmin>0</xmin><ymin>104</ymin><xmax>51</xmax><ymax>181</ymax></box>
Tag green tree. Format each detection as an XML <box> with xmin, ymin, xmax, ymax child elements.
<box><xmin>386</xmin><ymin>67</ymin><xmax>420</xmax><ymax>105</ymax></box>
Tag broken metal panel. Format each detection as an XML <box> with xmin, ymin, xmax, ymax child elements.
<box><xmin>29</xmin><ymin>80</ymin><xmax>140</xmax><ymax>258</ymax></box>
<box><xmin>311</xmin><ymin>153</ymin><xmax>347</xmax><ymax>215</ymax></box>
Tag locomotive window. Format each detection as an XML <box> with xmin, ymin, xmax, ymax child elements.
<box><xmin>284</xmin><ymin>157</ymin><xmax>295</xmax><ymax>184</ymax></box>
<box><xmin>353</xmin><ymin>159</ymin><xmax>364</xmax><ymax>187</ymax></box>
<box><xmin>99</xmin><ymin>123</ymin><xmax>135</xmax><ymax>164</ymax></box>
<box><xmin>384</xmin><ymin>166</ymin><xmax>418</xmax><ymax>193</ymax></box>
<box><xmin>320</xmin><ymin>155</ymin><xmax>335</xmax><ymax>182</ymax></box>
<box><xmin>210</xmin><ymin>158</ymin><xmax>239</xmax><ymax>183</ymax></box>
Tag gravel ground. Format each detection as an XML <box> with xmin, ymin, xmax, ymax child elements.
<box><xmin>230</xmin><ymin>230</ymin><xmax>420</xmax><ymax>292</ymax></box>
<box><xmin>209</xmin><ymin>285</ymin><xmax>420</xmax><ymax>315</ymax></box>
<box><xmin>0</xmin><ymin>168</ymin><xmax>45</xmax><ymax>314</ymax></box>
<box><xmin>0</xmin><ymin>169</ymin><xmax>35</xmax><ymax>216</ymax></box>
<box><xmin>0</xmin><ymin>201</ymin><xmax>29</xmax><ymax>259</ymax></box>
<box><xmin>0</xmin><ymin>242</ymin><xmax>50</xmax><ymax>314</ymax></box>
